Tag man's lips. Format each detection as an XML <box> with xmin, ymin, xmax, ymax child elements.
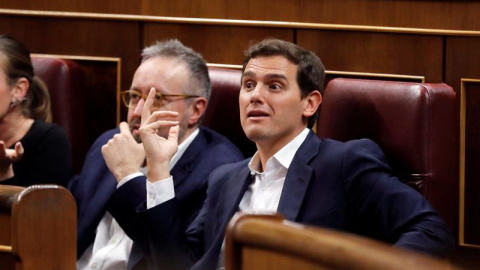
<box><xmin>247</xmin><ymin>110</ymin><xmax>269</xmax><ymax>118</ymax></box>
<box><xmin>132</xmin><ymin>125</ymin><xmax>140</xmax><ymax>134</ymax></box>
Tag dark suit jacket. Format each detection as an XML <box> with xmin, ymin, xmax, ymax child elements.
<box><xmin>68</xmin><ymin>126</ymin><xmax>244</xmax><ymax>269</ymax></box>
<box><xmin>124</xmin><ymin>131</ymin><xmax>454</xmax><ymax>270</ymax></box>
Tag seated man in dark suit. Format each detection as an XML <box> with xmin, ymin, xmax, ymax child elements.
<box><xmin>111</xmin><ymin>38</ymin><xmax>455</xmax><ymax>270</ymax></box>
<box><xmin>68</xmin><ymin>39</ymin><xmax>244</xmax><ymax>270</ymax></box>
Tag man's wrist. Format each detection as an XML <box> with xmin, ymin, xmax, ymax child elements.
<box><xmin>147</xmin><ymin>161</ymin><xmax>171</xmax><ymax>183</ymax></box>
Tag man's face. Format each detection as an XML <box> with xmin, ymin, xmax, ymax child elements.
<box><xmin>127</xmin><ymin>56</ymin><xmax>191</xmax><ymax>142</ymax></box>
<box><xmin>239</xmin><ymin>55</ymin><xmax>312</xmax><ymax>149</ymax></box>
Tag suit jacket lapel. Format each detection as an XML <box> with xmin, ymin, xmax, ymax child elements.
<box><xmin>170</xmin><ymin>129</ymin><xmax>207</xmax><ymax>186</ymax></box>
<box><xmin>216</xmin><ymin>164</ymin><xmax>252</xmax><ymax>233</ymax></box>
<box><xmin>77</xmin><ymin>169</ymin><xmax>118</xmax><ymax>256</ymax></box>
<box><xmin>277</xmin><ymin>131</ymin><xmax>321</xmax><ymax>221</ymax></box>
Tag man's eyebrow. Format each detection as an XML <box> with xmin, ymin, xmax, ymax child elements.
<box><xmin>241</xmin><ymin>71</ymin><xmax>288</xmax><ymax>81</ymax></box>
<box><xmin>241</xmin><ymin>71</ymin><xmax>256</xmax><ymax>80</ymax></box>
<box><xmin>264</xmin><ymin>73</ymin><xmax>288</xmax><ymax>81</ymax></box>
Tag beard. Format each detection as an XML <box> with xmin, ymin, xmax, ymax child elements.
<box><xmin>157</xmin><ymin>116</ymin><xmax>187</xmax><ymax>142</ymax></box>
<box><xmin>129</xmin><ymin>117</ymin><xmax>142</xmax><ymax>143</ymax></box>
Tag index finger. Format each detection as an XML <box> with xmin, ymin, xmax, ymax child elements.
<box><xmin>141</xmin><ymin>87</ymin><xmax>157</xmax><ymax>125</ymax></box>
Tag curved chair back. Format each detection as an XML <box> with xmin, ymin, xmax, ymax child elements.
<box><xmin>317</xmin><ymin>78</ymin><xmax>458</xmax><ymax>233</ymax></box>
<box><xmin>225</xmin><ymin>213</ymin><xmax>461</xmax><ymax>270</ymax></box>
<box><xmin>203</xmin><ymin>67</ymin><xmax>256</xmax><ymax>157</ymax></box>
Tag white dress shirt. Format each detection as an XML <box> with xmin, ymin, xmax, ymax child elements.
<box><xmin>238</xmin><ymin>128</ymin><xmax>309</xmax><ymax>212</ymax></box>
<box><xmin>77</xmin><ymin>129</ymin><xmax>199</xmax><ymax>270</ymax></box>
<box><xmin>217</xmin><ymin>128</ymin><xmax>310</xmax><ymax>269</ymax></box>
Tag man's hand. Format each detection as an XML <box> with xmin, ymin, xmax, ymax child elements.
<box><xmin>102</xmin><ymin>122</ymin><xmax>146</xmax><ymax>182</ymax></box>
<box><xmin>0</xmin><ymin>141</ymin><xmax>24</xmax><ymax>181</ymax></box>
<box><xmin>139</xmin><ymin>88</ymin><xmax>179</xmax><ymax>182</ymax></box>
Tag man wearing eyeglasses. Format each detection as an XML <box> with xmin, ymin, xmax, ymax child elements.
<box><xmin>69</xmin><ymin>39</ymin><xmax>244</xmax><ymax>270</ymax></box>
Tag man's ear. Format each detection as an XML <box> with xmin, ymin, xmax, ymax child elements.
<box><xmin>303</xmin><ymin>90</ymin><xmax>322</xmax><ymax>118</ymax></box>
<box><xmin>12</xmin><ymin>77</ymin><xmax>29</xmax><ymax>100</ymax></box>
<box><xmin>188</xmin><ymin>97</ymin><xmax>208</xmax><ymax>126</ymax></box>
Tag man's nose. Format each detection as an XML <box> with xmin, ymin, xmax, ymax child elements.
<box><xmin>250</xmin><ymin>85</ymin><xmax>263</xmax><ymax>103</ymax></box>
<box><xmin>132</xmin><ymin>98</ymin><xmax>145</xmax><ymax>116</ymax></box>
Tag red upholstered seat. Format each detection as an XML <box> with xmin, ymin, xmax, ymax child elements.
<box><xmin>317</xmin><ymin>78</ymin><xmax>458</xmax><ymax>234</ymax></box>
<box><xmin>32</xmin><ymin>57</ymin><xmax>88</xmax><ymax>173</ymax></box>
<box><xmin>203</xmin><ymin>67</ymin><xmax>255</xmax><ymax>158</ymax></box>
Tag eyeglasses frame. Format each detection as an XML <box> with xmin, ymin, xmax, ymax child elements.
<box><xmin>121</xmin><ymin>89</ymin><xmax>200</xmax><ymax>109</ymax></box>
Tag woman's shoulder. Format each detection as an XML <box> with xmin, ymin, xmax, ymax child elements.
<box><xmin>23</xmin><ymin>120</ymin><xmax>69</xmax><ymax>144</ymax></box>
<box><xmin>30</xmin><ymin>119</ymin><xmax>65</xmax><ymax>132</ymax></box>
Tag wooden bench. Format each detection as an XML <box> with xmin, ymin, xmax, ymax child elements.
<box><xmin>225</xmin><ymin>213</ymin><xmax>461</xmax><ymax>270</ymax></box>
<box><xmin>0</xmin><ymin>185</ymin><xmax>76</xmax><ymax>269</ymax></box>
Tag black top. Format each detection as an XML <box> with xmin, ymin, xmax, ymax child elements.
<box><xmin>1</xmin><ymin>120</ymin><xmax>72</xmax><ymax>187</ymax></box>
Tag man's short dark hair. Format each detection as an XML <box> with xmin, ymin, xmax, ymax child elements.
<box><xmin>243</xmin><ymin>39</ymin><xmax>325</xmax><ymax>128</ymax></box>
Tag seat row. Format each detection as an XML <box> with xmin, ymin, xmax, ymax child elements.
<box><xmin>0</xmin><ymin>57</ymin><xmax>459</xmax><ymax>269</ymax></box>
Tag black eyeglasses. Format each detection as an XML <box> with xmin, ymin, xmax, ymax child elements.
<box><xmin>121</xmin><ymin>90</ymin><xmax>200</xmax><ymax>110</ymax></box>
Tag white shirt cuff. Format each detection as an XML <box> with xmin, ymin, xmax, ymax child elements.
<box><xmin>146</xmin><ymin>177</ymin><xmax>175</xmax><ymax>209</ymax></box>
<box><xmin>117</xmin><ymin>172</ymin><xmax>144</xmax><ymax>188</ymax></box>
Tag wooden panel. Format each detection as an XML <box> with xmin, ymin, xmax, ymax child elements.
<box><xmin>0</xmin><ymin>252</ymin><xmax>14</xmax><ymax>270</ymax></box>
<box><xmin>2</xmin><ymin>0</ymin><xmax>480</xmax><ymax>31</ymax></box>
<box><xmin>298</xmin><ymin>29</ymin><xmax>443</xmax><ymax>83</ymax></box>
<box><xmin>139</xmin><ymin>0</ymin><xmax>480</xmax><ymax>31</ymax></box>
<box><xmin>445</xmin><ymin>37</ymin><xmax>480</xmax><ymax>94</ymax></box>
<box><xmin>143</xmin><ymin>23</ymin><xmax>294</xmax><ymax>65</ymax></box>
<box><xmin>0</xmin><ymin>0</ymin><xmax>140</xmax><ymax>14</ymax></box>
<box><xmin>460</xmin><ymin>79</ymin><xmax>480</xmax><ymax>248</ymax></box>
<box><xmin>451</xmin><ymin>246</ymin><xmax>480</xmax><ymax>270</ymax></box>
<box><xmin>0</xmin><ymin>215</ymin><xmax>11</xmax><ymax>246</ymax></box>
<box><xmin>453</xmin><ymin>79</ymin><xmax>480</xmax><ymax>270</ymax></box>
<box><xmin>0</xmin><ymin>15</ymin><xmax>139</xmax><ymax>97</ymax></box>
<box><xmin>64</xmin><ymin>57</ymin><xmax>121</xmax><ymax>159</ymax></box>
<box><xmin>325</xmin><ymin>71</ymin><xmax>424</xmax><ymax>87</ymax></box>
<box><xmin>446</xmin><ymin>40</ymin><xmax>480</xmax><ymax>270</ymax></box>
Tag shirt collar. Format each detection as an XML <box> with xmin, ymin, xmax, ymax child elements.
<box><xmin>248</xmin><ymin>128</ymin><xmax>310</xmax><ymax>174</ymax></box>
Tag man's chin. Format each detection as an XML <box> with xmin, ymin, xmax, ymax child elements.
<box><xmin>133</xmin><ymin>134</ymin><xmax>142</xmax><ymax>143</ymax></box>
<box><xmin>131</xmin><ymin>129</ymin><xmax>142</xmax><ymax>143</ymax></box>
<box><xmin>244</xmin><ymin>129</ymin><xmax>266</xmax><ymax>143</ymax></box>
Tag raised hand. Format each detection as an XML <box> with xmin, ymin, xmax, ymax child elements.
<box><xmin>0</xmin><ymin>141</ymin><xmax>24</xmax><ymax>181</ymax></box>
<box><xmin>101</xmin><ymin>122</ymin><xmax>146</xmax><ymax>181</ymax></box>
<box><xmin>139</xmin><ymin>88</ymin><xmax>180</xmax><ymax>182</ymax></box>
